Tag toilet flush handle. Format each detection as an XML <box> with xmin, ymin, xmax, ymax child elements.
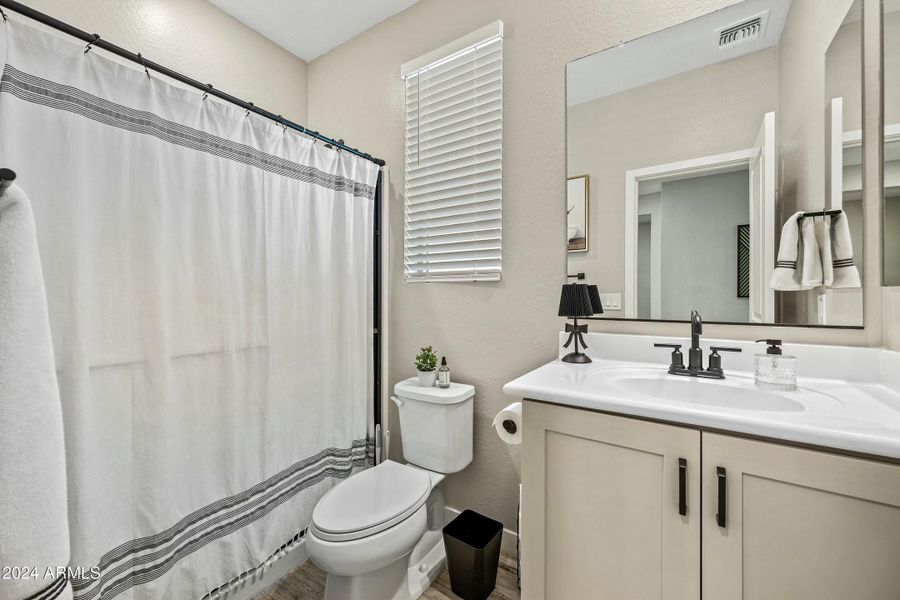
<box><xmin>391</xmin><ymin>395</ymin><xmax>404</xmax><ymax>408</ymax></box>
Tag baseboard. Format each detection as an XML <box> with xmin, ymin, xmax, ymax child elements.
<box><xmin>444</xmin><ymin>506</ymin><xmax>518</xmax><ymax>558</ymax></box>
<box><xmin>217</xmin><ymin>538</ymin><xmax>308</xmax><ymax>600</ymax></box>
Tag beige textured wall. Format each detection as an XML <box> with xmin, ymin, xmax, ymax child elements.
<box><xmin>14</xmin><ymin>0</ymin><xmax>308</xmax><ymax>122</ymax></box>
<box><xmin>308</xmin><ymin>0</ymin><xmax>887</xmax><ymax>531</ymax></box>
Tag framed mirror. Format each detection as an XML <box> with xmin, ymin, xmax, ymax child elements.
<box><xmin>885</xmin><ymin>0</ymin><xmax>900</xmax><ymax>286</ymax></box>
<box><xmin>566</xmin><ymin>0</ymin><xmax>865</xmax><ymax>327</ymax></box>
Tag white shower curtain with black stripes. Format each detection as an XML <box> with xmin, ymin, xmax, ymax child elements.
<box><xmin>0</xmin><ymin>19</ymin><xmax>377</xmax><ymax>600</ymax></box>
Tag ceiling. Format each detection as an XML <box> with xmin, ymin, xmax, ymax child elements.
<box><xmin>566</xmin><ymin>0</ymin><xmax>790</xmax><ymax>106</ymax></box>
<box><xmin>207</xmin><ymin>0</ymin><xmax>420</xmax><ymax>62</ymax></box>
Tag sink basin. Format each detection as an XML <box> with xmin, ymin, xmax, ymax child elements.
<box><xmin>609</xmin><ymin>374</ymin><xmax>805</xmax><ymax>412</ymax></box>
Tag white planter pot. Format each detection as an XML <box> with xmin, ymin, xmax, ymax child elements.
<box><xmin>417</xmin><ymin>370</ymin><xmax>437</xmax><ymax>387</ymax></box>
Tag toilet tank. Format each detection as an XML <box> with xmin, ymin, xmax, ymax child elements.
<box><xmin>393</xmin><ymin>378</ymin><xmax>474</xmax><ymax>473</ymax></box>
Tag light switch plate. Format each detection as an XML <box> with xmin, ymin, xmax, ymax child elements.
<box><xmin>598</xmin><ymin>293</ymin><xmax>622</xmax><ymax>311</ymax></box>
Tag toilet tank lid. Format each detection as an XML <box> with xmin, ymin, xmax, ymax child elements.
<box><xmin>394</xmin><ymin>378</ymin><xmax>475</xmax><ymax>404</ymax></box>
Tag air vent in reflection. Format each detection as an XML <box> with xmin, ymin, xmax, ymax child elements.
<box><xmin>717</xmin><ymin>11</ymin><xmax>769</xmax><ymax>50</ymax></box>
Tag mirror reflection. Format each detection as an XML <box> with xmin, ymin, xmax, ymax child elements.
<box><xmin>566</xmin><ymin>0</ymin><xmax>864</xmax><ymax>326</ymax></box>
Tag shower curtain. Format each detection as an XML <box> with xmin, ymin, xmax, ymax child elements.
<box><xmin>0</xmin><ymin>19</ymin><xmax>377</xmax><ymax>600</ymax></box>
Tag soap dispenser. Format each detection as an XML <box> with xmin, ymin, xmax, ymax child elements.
<box><xmin>754</xmin><ymin>339</ymin><xmax>796</xmax><ymax>391</ymax></box>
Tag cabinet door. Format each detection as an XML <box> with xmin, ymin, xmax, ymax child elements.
<box><xmin>521</xmin><ymin>401</ymin><xmax>700</xmax><ymax>600</ymax></box>
<box><xmin>703</xmin><ymin>433</ymin><xmax>900</xmax><ymax>600</ymax></box>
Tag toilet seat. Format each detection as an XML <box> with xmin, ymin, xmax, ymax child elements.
<box><xmin>310</xmin><ymin>461</ymin><xmax>431</xmax><ymax>542</ymax></box>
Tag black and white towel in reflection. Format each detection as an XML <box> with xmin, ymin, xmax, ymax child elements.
<box><xmin>770</xmin><ymin>210</ymin><xmax>860</xmax><ymax>291</ymax></box>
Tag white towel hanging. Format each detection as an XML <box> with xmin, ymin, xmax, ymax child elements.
<box><xmin>0</xmin><ymin>183</ymin><xmax>73</xmax><ymax>600</ymax></box>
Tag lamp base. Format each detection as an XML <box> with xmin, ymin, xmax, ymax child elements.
<box><xmin>561</xmin><ymin>351</ymin><xmax>592</xmax><ymax>364</ymax></box>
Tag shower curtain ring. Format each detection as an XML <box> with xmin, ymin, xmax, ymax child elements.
<box><xmin>277</xmin><ymin>115</ymin><xmax>287</xmax><ymax>132</ymax></box>
<box><xmin>202</xmin><ymin>83</ymin><xmax>213</xmax><ymax>101</ymax></box>
<box><xmin>137</xmin><ymin>53</ymin><xmax>151</xmax><ymax>80</ymax></box>
<box><xmin>84</xmin><ymin>33</ymin><xmax>100</xmax><ymax>53</ymax></box>
<box><xmin>0</xmin><ymin>7</ymin><xmax>8</xmax><ymax>22</ymax></box>
<box><xmin>245</xmin><ymin>102</ymin><xmax>254</xmax><ymax>117</ymax></box>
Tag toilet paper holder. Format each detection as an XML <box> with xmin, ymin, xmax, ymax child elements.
<box><xmin>493</xmin><ymin>401</ymin><xmax>523</xmax><ymax>445</ymax></box>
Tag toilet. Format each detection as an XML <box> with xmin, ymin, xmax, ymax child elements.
<box><xmin>307</xmin><ymin>378</ymin><xmax>475</xmax><ymax>600</ymax></box>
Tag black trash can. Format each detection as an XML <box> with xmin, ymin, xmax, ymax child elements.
<box><xmin>442</xmin><ymin>509</ymin><xmax>504</xmax><ymax>600</ymax></box>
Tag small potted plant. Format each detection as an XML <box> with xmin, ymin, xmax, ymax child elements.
<box><xmin>415</xmin><ymin>346</ymin><xmax>438</xmax><ymax>387</ymax></box>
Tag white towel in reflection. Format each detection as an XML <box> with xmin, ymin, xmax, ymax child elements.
<box><xmin>771</xmin><ymin>212</ymin><xmax>823</xmax><ymax>291</ymax></box>
<box><xmin>815</xmin><ymin>218</ymin><xmax>833</xmax><ymax>287</ymax></box>
<box><xmin>799</xmin><ymin>216</ymin><xmax>822</xmax><ymax>288</ymax></box>
<box><xmin>829</xmin><ymin>211</ymin><xmax>861</xmax><ymax>288</ymax></box>
<box><xmin>770</xmin><ymin>212</ymin><xmax>808</xmax><ymax>290</ymax></box>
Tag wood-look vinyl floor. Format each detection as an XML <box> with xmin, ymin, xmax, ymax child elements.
<box><xmin>252</xmin><ymin>554</ymin><xmax>519</xmax><ymax>600</ymax></box>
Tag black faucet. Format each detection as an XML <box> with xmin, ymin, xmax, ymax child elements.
<box><xmin>654</xmin><ymin>310</ymin><xmax>742</xmax><ymax>379</ymax></box>
<box><xmin>689</xmin><ymin>310</ymin><xmax>703</xmax><ymax>371</ymax></box>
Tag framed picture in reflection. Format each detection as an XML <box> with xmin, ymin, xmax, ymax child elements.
<box><xmin>567</xmin><ymin>175</ymin><xmax>589</xmax><ymax>252</ymax></box>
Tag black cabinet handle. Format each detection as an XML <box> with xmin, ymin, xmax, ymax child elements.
<box><xmin>716</xmin><ymin>467</ymin><xmax>727</xmax><ymax>528</ymax></box>
<box><xmin>678</xmin><ymin>458</ymin><xmax>687</xmax><ymax>516</ymax></box>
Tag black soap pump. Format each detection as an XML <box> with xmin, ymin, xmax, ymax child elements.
<box><xmin>754</xmin><ymin>339</ymin><xmax>797</xmax><ymax>391</ymax></box>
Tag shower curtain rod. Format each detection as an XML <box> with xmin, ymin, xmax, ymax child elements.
<box><xmin>0</xmin><ymin>0</ymin><xmax>386</xmax><ymax>167</ymax></box>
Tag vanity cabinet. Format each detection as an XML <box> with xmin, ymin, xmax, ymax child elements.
<box><xmin>521</xmin><ymin>400</ymin><xmax>701</xmax><ymax>600</ymax></box>
<box><xmin>521</xmin><ymin>401</ymin><xmax>900</xmax><ymax>600</ymax></box>
<box><xmin>702</xmin><ymin>433</ymin><xmax>900</xmax><ymax>600</ymax></box>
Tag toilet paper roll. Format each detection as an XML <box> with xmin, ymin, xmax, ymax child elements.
<box><xmin>493</xmin><ymin>402</ymin><xmax>523</xmax><ymax>445</ymax></box>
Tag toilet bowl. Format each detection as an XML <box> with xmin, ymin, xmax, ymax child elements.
<box><xmin>307</xmin><ymin>378</ymin><xmax>475</xmax><ymax>600</ymax></box>
<box><xmin>307</xmin><ymin>461</ymin><xmax>442</xmax><ymax>600</ymax></box>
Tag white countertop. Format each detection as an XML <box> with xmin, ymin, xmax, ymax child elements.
<box><xmin>502</xmin><ymin>333</ymin><xmax>900</xmax><ymax>460</ymax></box>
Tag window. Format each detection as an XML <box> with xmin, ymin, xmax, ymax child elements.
<box><xmin>402</xmin><ymin>22</ymin><xmax>503</xmax><ymax>282</ymax></box>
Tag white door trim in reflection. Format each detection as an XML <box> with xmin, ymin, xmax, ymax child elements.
<box><xmin>749</xmin><ymin>112</ymin><xmax>777</xmax><ymax>324</ymax></box>
<box><xmin>623</xmin><ymin>143</ymin><xmax>767</xmax><ymax>320</ymax></box>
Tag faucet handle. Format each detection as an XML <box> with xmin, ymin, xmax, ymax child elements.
<box><xmin>708</xmin><ymin>346</ymin><xmax>742</xmax><ymax>373</ymax></box>
<box><xmin>654</xmin><ymin>343</ymin><xmax>684</xmax><ymax>370</ymax></box>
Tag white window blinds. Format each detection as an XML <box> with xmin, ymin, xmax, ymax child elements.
<box><xmin>403</xmin><ymin>22</ymin><xmax>503</xmax><ymax>282</ymax></box>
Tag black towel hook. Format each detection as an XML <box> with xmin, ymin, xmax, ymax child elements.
<box><xmin>800</xmin><ymin>208</ymin><xmax>843</xmax><ymax>221</ymax></box>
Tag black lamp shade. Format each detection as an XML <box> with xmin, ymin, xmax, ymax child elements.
<box><xmin>586</xmin><ymin>285</ymin><xmax>604</xmax><ymax>315</ymax></box>
<box><xmin>558</xmin><ymin>283</ymin><xmax>594</xmax><ymax>317</ymax></box>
